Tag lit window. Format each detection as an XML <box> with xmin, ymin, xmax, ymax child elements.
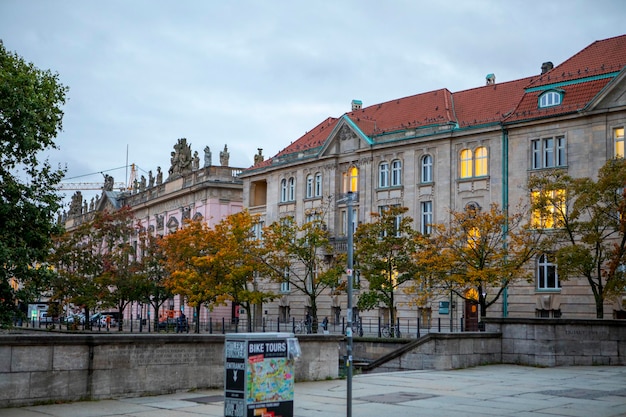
<box><xmin>475</xmin><ymin>147</ymin><xmax>488</xmax><ymax>176</ymax></box>
<box><xmin>531</xmin><ymin>136</ymin><xmax>566</xmax><ymax>169</ymax></box>
<box><xmin>420</xmin><ymin>201</ymin><xmax>432</xmax><ymax>235</ymax></box>
<box><xmin>421</xmin><ymin>155</ymin><xmax>433</xmax><ymax>183</ymax></box>
<box><xmin>460</xmin><ymin>149</ymin><xmax>473</xmax><ymax>178</ymax></box>
<box><xmin>615</xmin><ymin>127</ymin><xmax>624</xmax><ymax>158</ymax></box>
<box><xmin>537</xmin><ymin>254</ymin><xmax>560</xmax><ymax>290</ymax></box>
<box><xmin>314</xmin><ymin>173</ymin><xmax>322</xmax><ymax>197</ymax></box>
<box><xmin>391</xmin><ymin>160</ymin><xmax>402</xmax><ymax>186</ymax></box>
<box><xmin>531</xmin><ymin>189</ymin><xmax>565</xmax><ymax>229</ymax></box>
<box><xmin>379</xmin><ymin>162</ymin><xmax>389</xmax><ymax>188</ymax></box>
<box><xmin>306</xmin><ymin>175</ymin><xmax>314</xmax><ymax>199</ymax></box>
<box><xmin>539</xmin><ymin>91</ymin><xmax>562</xmax><ymax>108</ymax></box>
<box><xmin>343</xmin><ymin>166</ymin><xmax>359</xmax><ymax>193</ymax></box>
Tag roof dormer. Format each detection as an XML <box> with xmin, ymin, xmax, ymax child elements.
<box><xmin>538</xmin><ymin>89</ymin><xmax>563</xmax><ymax>108</ymax></box>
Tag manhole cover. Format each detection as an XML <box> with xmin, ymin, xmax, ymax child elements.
<box><xmin>185</xmin><ymin>395</ymin><xmax>224</xmax><ymax>404</ymax></box>
<box><xmin>359</xmin><ymin>391</ymin><xmax>437</xmax><ymax>404</ymax></box>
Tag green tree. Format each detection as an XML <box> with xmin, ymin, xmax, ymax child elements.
<box><xmin>262</xmin><ymin>208</ymin><xmax>345</xmax><ymax>333</ymax></box>
<box><xmin>354</xmin><ymin>206</ymin><xmax>421</xmax><ymax>336</ymax></box>
<box><xmin>0</xmin><ymin>41</ymin><xmax>68</xmax><ymax>325</ymax></box>
<box><xmin>93</xmin><ymin>207</ymin><xmax>145</xmax><ymax>330</ymax></box>
<box><xmin>413</xmin><ymin>203</ymin><xmax>543</xmax><ymax>320</ymax></box>
<box><xmin>529</xmin><ymin>160</ymin><xmax>626</xmax><ymax>318</ymax></box>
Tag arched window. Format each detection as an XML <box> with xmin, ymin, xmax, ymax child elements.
<box><xmin>314</xmin><ymin>172</ymin><xmax>322</xmax><ymax>197</ymax></box>
<box><xmin>280</xmin><ymin>179</ymin><xmax>288</xmax><ymax>202</ymax></box>
<box><xmin>391</xmin><ymin>159</ymin><xmax>402</xmax><ymax>186</ymax></box>
<box><xmin>475</xmin><ymin>146</ymin><xmax>488</xmax><ymax>176</ymax></box>
<box><xmin>349</xmin><ymin>166</ymin><xmax>358</xmax><ymax>192</ymax></box>
<box><xmin>378</xmin><ymin>162</ymin><xmax>389</xmax><ymax>188</ymax></box>
<box><xmin>537</xmin><ymin>254</ymin><xmax>560</xmax><ymax>290</ymax></box>
<box><xmin>421</xmin><ymin>154</ymin><xmax>433</xmax><ymax>183</ymax></box>
<box><xmin>288</xmin><ymin>177</ymin><xmax>295</xmax><ymax>201</ymax></box>
<box><xmin>460</xmin><ymin>149</ymin><xmax>473</xmax><ymax>178</ymax></box>
<box><xmin>306</xmin><ymin>174</ymin><xmax>314</xmax><ymax>198</ymax></box>
<box><xmin>539</xmin><ymin>90</ymin><xmax>562</xmax><ymax>108</ymax></box>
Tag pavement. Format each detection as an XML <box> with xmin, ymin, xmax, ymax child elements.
<box><xmin>3</xmin><ymin>365</ymin><xmax>626</xmax><ymax>417</ymax></box>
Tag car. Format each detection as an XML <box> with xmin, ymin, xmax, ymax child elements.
<box><xmin>66</xmin><ymin>314</ymin><xmax>85</xmax><ymax>324</ymax></box>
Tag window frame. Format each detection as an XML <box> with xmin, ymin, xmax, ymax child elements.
<box><xmin>280</xmin><ymin>179</ymin><xmax>288</xmax><ymax>202</ymax></box>
<box><xmin>287</xmin><ymin>177</ymin><xmax>295</xmax><ymax>201</ymax></box>
<box><xmin>538</xmin><ymin>90</ymin><xmax>563</xmax><ymax>108</ymax></box>
<box><xmin>537</xmin><ymin>253</ymin><xmax>560</xmax><ymax>290</ymax></box>
<box><xmin>314</xmin><ymin>172</ymin><xmax>322</xmax><ymax>197</ymax></box>
<box><xmin>474</xmin><ymin>146</ymin><xmax>488</xmax><ymax>177</ymax></box>
<box><xmin>420</xmin><ymin>201</ymin><xmax>432</xmax><ymax>235</ymax></box>
<box><xmin>391</xmin><ymin>159</ymin><xmax>402</xmax><ymax>187</ymax></box>
<box><xmin>615</xmin><ymin>127</ymin><xmax>624</xmax><ymax>158</ymax></box>
<box><xmin>460</xmin><ymin>149</ymin><xmax>473</xmax><ymax>178</ymax></box>
<box><xmin>531</xmin><ymin>136</ymin><xmax>567</xmax><ymax>169</ymax></box>
<box><xmin>421</xmin><ymin>154</ymin><xmax>433</xmax><ymax>183</ymax></box>
<box><xmin>378</xmin><ymin>161</ymin><xmax>390</xmax><ymax>188</ymax></box>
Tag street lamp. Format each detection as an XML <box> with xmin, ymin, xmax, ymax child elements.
<box><xmin>338</xmin><ymin>191</ymin><xmax>356</xmax><ymax>417</ymax></box>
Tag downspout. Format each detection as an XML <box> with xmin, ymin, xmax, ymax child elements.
<box><xmin>501</xmin><ymin>126</ymin><xmax>509</xmax><ymax>317</ymax></box>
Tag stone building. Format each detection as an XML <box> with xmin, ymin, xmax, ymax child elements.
<box><xmin>240</xmin><ymin>34</ymin><xmax>626</xmax><ymax>330</ymax></box>
<box><xmin>63</xmin><ymin>139</ymin><xmax>245</xmax><ymax>326</ymax></box>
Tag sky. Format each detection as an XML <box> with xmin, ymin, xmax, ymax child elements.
<box><xmin>1</xmin><ymin>0</ymin><xmax>625</xmax><ymax>208</ymax></box>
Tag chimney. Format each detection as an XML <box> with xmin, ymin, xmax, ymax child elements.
<box><xmin>485</xmin><ymin>73</ymin><xmax>495</xmax><ymax>85</ymax></box>
<box><xmin>541</xmin><ymin>62</ymin><xmax>554</xmax><ymax>74</ymax></box>
<box><xmin>351</xmin><ymin>99</ymin><xmax>362</xmax><ymax>111</ymax></box>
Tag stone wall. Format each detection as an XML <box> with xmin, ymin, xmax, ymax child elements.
<box><xmin>356</xmin><ymin>333</ymin><xmax>502</xmax><ymax>373</ymax></box>
<box><xmin>484</xmin><ymin>317</ymin><xmax>626</xmax><ymax>367</ymax></box>
<box><xmin>0</xmin><ymin>333</ymin><xmax>341</xmax><ymax>408</ymax></box>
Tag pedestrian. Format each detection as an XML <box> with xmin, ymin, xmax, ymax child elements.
<box><xmin>322</xmin><ymin>316</ymin><xmax>328</xmax><ymax>331</ymax></box>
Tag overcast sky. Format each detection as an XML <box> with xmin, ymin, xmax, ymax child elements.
<box><xmin>1</xmin><ymin>1</ymin><xmax>625</xmax><ymax>207</ymax></box>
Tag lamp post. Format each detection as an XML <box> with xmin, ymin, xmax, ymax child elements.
<box><xmin>345</xmin><ymin>191</ymin><xmax>355</xmax><ymax>417</ymax></box>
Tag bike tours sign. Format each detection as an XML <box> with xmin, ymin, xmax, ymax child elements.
<box><xmin>224</xmin><ymin>333</ymin><xmax>299</xmax><ymax>417</ymax></box>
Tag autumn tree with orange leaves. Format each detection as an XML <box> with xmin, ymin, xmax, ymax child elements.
<box><xmin>410</xmin><ymin>203</ymin><xmax>544</xmax><ymax>320</ymax></box>
<box><xmin>159</xmin><ymin>212</ymin><xmax>273</xmax><ymax>332</ymax></box>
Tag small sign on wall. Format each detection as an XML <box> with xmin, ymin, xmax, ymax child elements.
<box><xmin>439</xmin><ymin>301</ymin><xmax>450</xmax><ymax>315</ymax></box>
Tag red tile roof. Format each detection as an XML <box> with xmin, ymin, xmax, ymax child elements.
<box><xmin>249</xmin><ymin>34</ymin><xmax>626</xmax><ymax>171</ymax></box>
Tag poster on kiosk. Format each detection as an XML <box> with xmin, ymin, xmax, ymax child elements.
<box><xmin>224</xmin><ymin>333</ymin><xmax>301</xmax><ymax>417</ymax></box>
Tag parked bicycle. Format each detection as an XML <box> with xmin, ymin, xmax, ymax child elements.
<box><xmin>381</xmin><ymin>323</ymin><xmax>401</xmax><ymax>338</ymax></box>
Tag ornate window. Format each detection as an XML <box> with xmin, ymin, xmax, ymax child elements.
<box><xmin>615</xmin><ymin>127</ymin><xmax>624</xmax><ymax>158</ymax></box>
<box><xmin>537</xmin><ymin>254</ymin><xmax>560</xmax><ymax>290</ymax></box>
<box><xmin>531</xmin><ymin>136</ymin><xmax>566</xmax><ymax>169</ymax></box>
<box><xmin>391</xmin><ymin>159</ymin><xmax>402</xmax><ymax>186</ymax></box>
<box><xmin>421</xmin><ymin>154</ymin><xmax>433</xmax><ymax>183</ymax></box>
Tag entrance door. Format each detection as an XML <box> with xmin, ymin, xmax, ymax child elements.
<box><xmin>464</xmin><ymin>299</ymin><xmax>479</xmax><ymax>331</ymax></box>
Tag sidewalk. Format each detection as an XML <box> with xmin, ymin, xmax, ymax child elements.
<box><xmin>3</xmin><ymin>365</ymin><xmax>626</xmax><ymax>417</ymax></box>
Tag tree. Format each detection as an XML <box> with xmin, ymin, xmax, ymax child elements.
<box><xmin>529</xmin><ymin>160</ymin><xmax>626</xmax><ymax>318</ymax></box>
<box><xmin>354</xmin><ymin>206</ymin><xmax>421</xmax><ymax>336</ymax></box>
<box><xmin>0</xmin><ymin>41</ymin><xmax>68</xmax><ymax>325</ymax></box>
<box><xmin>50</xmin><ymin>217</ymin><xmax>107</xmax><ymax>326</ymax></box>
<box><xmin>159</xmin><ymin>219</ymin><xmax>222</xmax><ymax>330</ymax></box>
<box><xmin>262</xmin><ymin>208</ymin><xmax>345</xmax><ymax>333</ymax></box>
<box><xmin>93</xmin><ymin>207</ymin><xmax>145</xmax><ymax>331</ymax></box>
<box><xmin>413</xmin><ymin>203</ymin><xmax>543</xmax><ymax>320</ymax></box>
<box><xmin>136</xmin><ymin>229</ymin><xmax>174</xmax><ymax>331</ymax></box>
<box><xmin>212</xmin><ymin>210</ymin><xmax>275</xmax><ymax>332</ymax></box>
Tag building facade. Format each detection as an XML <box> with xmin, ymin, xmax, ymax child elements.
<box><xmin>62</xmin><ymin>139</ymin><xmax>245</xmax><ymax>326</ymax></box>
<box><xmin>240</xmin><ymin>35</ymin><xmax>626</xmax><ymax>330</ymax></box>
